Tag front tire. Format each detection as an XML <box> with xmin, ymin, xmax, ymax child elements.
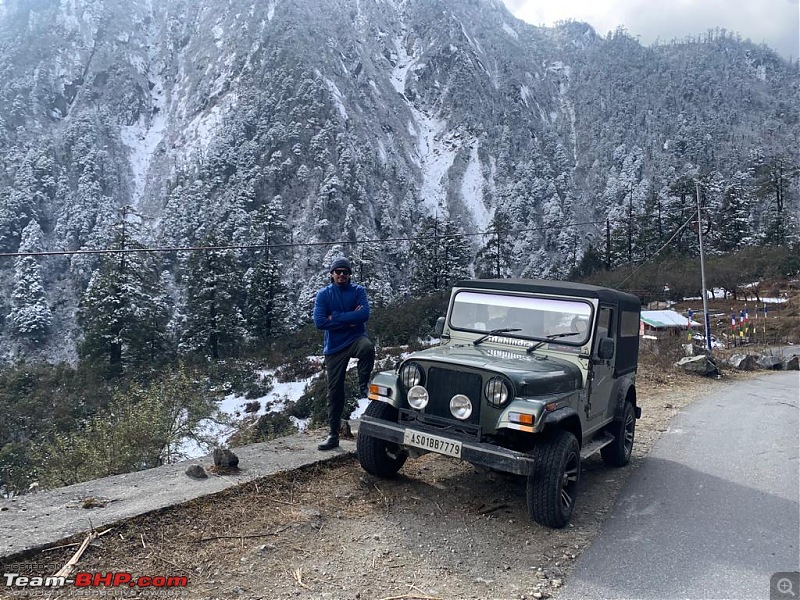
<box><xmin>357</xmin><ymin>401</ymin><xmax>407</xmax><ymax>477</ymax></box>
<box><xmin>601</xmin><ymin>401</ymin><xmax>636</xmax><ymax>467</ymax></box>
<box><xmin>526</xmin><ymin>430</ymin><xmax>581</xmax><ymax>528</ymax></box>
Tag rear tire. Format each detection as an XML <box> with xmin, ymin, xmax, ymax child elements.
<box><xmin>357</xmin><ymin>401</ymin><xmax>407</xmax><ymax>477</ymax></box>
<box><xmin>601</xmin><ymin>401</ymin><xmax>636</xmax><ymax>467</ymax></box>
<box><xmin>526</xmin><ymin>430</ymin><xmax>581</xmax><ymax>528</ymax></box>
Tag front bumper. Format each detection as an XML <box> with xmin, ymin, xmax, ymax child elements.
<box><xmin>358</xmin><ymin>415</ymin><xmax>538</xmax><ymax>476</ymax></box>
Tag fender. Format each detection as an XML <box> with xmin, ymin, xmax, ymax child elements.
<box><xmin>609</xmin><ymin>374</ymin><xmax>639</xmax><ymax>421</ymax></box>
<box><xmin>368</xmin><ymin>370</ymin><xmax>402</xmax><ymax>408</ymax></box>
<box><xmin>541</xmin><ymin>406</ymin><xmax>582</xmax><ymax>441</ymax></box>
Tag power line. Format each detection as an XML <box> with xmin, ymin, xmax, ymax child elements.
<box><xmin>616</xmin><ymin>213</ymin><xmax>697</xmax><ymax>287</ymax></box>
<box><xmin>0</xmin><ymin>219</ymin><xmax>617</xmax><ymax>259</ymax></box>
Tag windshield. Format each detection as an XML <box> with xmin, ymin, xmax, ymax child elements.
<box><xmin>449</xmin><ymin>290</ymin><xmax>593</xmax><ymax>346</ymax></box>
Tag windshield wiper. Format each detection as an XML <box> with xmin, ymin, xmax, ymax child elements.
<box><xmin>473</xmin><ymin>328</ymin><xmax>522</xmax><ymax>346</ymax></box>
<box><xmin>526</xmin><ymin>332</ymin><xmax>579</xmax><ymax>353</ymax></box>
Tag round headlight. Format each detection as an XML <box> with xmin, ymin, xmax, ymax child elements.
<box><xmin>485</xmin><ymin>377</ymin><xmax>511</xmax><ymax>407</ymax></box>
<box><xmin>400</xmin><ymin>362</ymin><xmax>423</xmax><ymax>388</ymax></box>
<box><xmin>407</xmin><ymin>385</ymin><xmax>429</xmax><ymax>409</ymax></box>
<box><xmin>450</xmin><ymin>394</ymin><xmax>473</xmax><ymax>420</ymax></box>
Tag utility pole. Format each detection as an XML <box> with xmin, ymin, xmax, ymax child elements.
<box><xmin>695</xmin><ymin>181</ymin><xmax>712</xmax><ymax>353</ymax></box>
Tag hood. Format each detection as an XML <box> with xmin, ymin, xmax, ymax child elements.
<box><xmin>406</xmin><ymin>344</ymin><xmax>583</xmax><ymax>396</ymax></box>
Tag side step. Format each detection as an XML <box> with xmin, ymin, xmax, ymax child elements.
<box><xmin>580</xmin><ymin>432</ymin><xmax>615</xmax><ymax>459</ymax></box>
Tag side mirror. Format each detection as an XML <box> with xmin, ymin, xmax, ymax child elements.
<box><xmin>597</xmin><ymin>337</ymin><xmax>615</xmax><ymax>360</ymax></box>
<box><xmin>434</xmin><ymin>316</ymin><xmax>445</xmax><ymax>336</ymax></box>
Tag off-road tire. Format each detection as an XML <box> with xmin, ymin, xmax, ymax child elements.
<box><xmin>357</xmin><ymin>401</ymin><xmax>407</xmax><ymax>477</ymax></box>
<box><xmin>526</xmin><ymin>430</ymin><xmax>581</xmax><ymax>528</ymax></box>
<box><xmin>600</xmin><ymin>401</ymin><xmax>636</xmax><ymax>467</ymax></box>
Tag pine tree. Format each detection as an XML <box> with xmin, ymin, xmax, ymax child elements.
<box><xmin>9</xmin><ymin>220</ymin><xmax>51</xmax><ymax>340</ymax></box>
<box><xmin>245</xmin><ymin>256</ymin><xmax>291</xmax><ymax>343</ymax></box>
<box><xmin>410</xmin><ymin>216</ymin><xmax>472</xmax><ymax>295</ymax></box>
<box><xmin>716</xmin><ymin>172</ymin><xmax>753</xmax><ymax>251</ymax></box>
<box><xmin>78</xmin><ymin>209</ymin><xmax>171</xmax><ymax>376</ymax></box>
<box><xmin>244</xmin><ymin>195</ymin><xmax>292</xmax><ymax>341</ymax></box>
<box><xmin>180</xmin><ymin>242</ymin><xmax>245</xmax><ymax>360</ymax></box>
<box><xmin>475</xmin><ymin>209</ymin><xmax>514</xmax><ymax>278</ymax></box>
<box><xmin>752</xmin><ymin>153</ymin><xmax>799</xmax><ymax>246</ymax></box>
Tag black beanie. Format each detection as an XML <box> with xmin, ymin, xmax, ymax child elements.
<box><xmin>329</xmin><ymin>257</ymin><xmax>352</xmax><ymax>272</ymax></box>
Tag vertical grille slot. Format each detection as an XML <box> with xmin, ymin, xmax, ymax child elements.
<box><xmin>424</xmin><ymin>367</ymin><xmax>482</xmax><ymax>424</ymax></box>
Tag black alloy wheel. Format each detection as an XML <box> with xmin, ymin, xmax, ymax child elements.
<box><xmin>601</xmin><ymin>400</ymin><xmax>636</xmax><ymax>467</ymax></box>
<box><xmin>526</xmin><ymin>430</ymin><xmax>581</xmax><ymax>528</ymax></box>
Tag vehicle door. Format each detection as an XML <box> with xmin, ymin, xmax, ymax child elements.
<box><xmin>587</xmin><ymin>305</ymin><xmax>615</xmax><ymax>423</ymax></box>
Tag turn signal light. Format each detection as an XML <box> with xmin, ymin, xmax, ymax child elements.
<box><xmin>509</xmin><ymin>412</ymin><xmax>535</xmax><ymax>426</ymax></box>
<box><xmin>369</xmin><ymin>384</ymin><xmax>391</xmax><ymax>397</ymax></box>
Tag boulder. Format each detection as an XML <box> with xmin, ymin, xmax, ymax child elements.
<box><xmin>185</xmin><ymin>464</ymin><xmax>208</xmax><ymax>479</ymax></box>
<box><xmin>676</xmin><ymin>355</ymin><xmax>719</xmax><ymax>376</ymax></box>
<box><xmin>726</xmin><ymin>354</ymin><xmax>759</xmax><ymax>371</ymax></box>
<box><xmin>213</xmin><ymin>447</ymin><xmax>240</xmax><ymax>469</ymax></box>
<box><xmin>757</xmin><ymin>355</ymin><xmax>784</xmax><ymax>370</ymax></box>
<box><xmin>784</xmin><ymin>355</ymin><xmax>799</xmax><ymax>371</ymax></box>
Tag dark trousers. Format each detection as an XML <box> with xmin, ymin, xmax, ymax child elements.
<box><xmin>325</xmin><ymin>336</ymin><xmax>375</xmax><ymax>436</ymax></box>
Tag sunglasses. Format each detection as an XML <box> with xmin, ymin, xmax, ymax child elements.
<box><xmin>333</xmin><ymin>269</ymin><xmax>351</xmax><ymax>275</ymax></box>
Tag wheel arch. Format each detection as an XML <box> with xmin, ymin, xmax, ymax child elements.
<box><xmin>612</xmin><ymin>376</ymin><xmax>638</xmax><ymax>420</ymax></box>
<box><xmin>541</xmin><ymin>407</ymin><xmax>582</xmax><ymax>447</ymax></box>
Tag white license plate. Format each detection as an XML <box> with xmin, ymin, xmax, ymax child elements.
<box><xmin>403</xmin><ymin>429</ymin><xmax>462</xmax><ymax>458</ymax></box>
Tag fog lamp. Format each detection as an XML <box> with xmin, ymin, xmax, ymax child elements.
<box><xmin>407</xmin><ymin>385</ymin><xmax>429</xmax><ymax>409</ymax></box>
<box><xmin>450</xmin><ymin>394</ymin><xmax>473</xmax><ymax>420</ymax></box>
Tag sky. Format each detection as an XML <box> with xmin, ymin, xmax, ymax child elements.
<box><xmin>502</xmin><ymin>0</ymin><xmax>800</xmax><ymax>60</ymax></box>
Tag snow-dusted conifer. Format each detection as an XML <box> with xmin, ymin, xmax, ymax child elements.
<box><xmin>10</xmin><ymin>220</ymin><xmax>51</xmax><ymax>340</ymax></box>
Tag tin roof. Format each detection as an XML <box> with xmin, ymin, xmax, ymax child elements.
<box><xmin>641</xmin><ymin>309</ymin><xmax>699</xmax><ymax>329</ymax></box>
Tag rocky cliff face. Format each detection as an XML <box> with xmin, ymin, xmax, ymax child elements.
<box><xmin>0</xmin><ymin>0</ymin><xmax>797</xmax><ymax>363</ymax></box>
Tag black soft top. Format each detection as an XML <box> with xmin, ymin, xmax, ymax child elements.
<box><xmin>455</xmin><ymin>279</ymin><xmax>641</xmax><ymax>313</ymax></box>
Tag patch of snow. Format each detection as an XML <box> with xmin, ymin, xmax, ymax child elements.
<box><xmin>176</xmin><ymin>419</ymin><xmax>236</xmax><ymax>459</ymax></box>
<box><xmin>376</xmin><ymin>138</ymin><xmax>387</xmax><ymax>165</ymax></box>
<box><xmin>119</xmin><ymin>60</ymin><xmax>168</xmax><ymax>206</ymax></box>
<box><xmin>459</xmin><ymin>22</ymin><xmax>482</xmax><ymax>54</ymax></box>
<box><xmin>290</xmin><ymin>416</ymin><xmax>310</xmax><ymax>432</ymax></box>
<box><xmin>322</xmin><ymin>76</ymin><xmax>349</xmax><ymax>121</ymax></box>
<box><xmin>267</xmin><ymin>0</ymin><xmax>276</xmax><ymax>21</ymax></box>
<box><xmin>390</xmin><ymin>28</ymin><xmax>430</xmax><ymax>95</ymax></box>
<box><xmin>502</xmin><ymin>22</ymin><xmax>518</xmax><ymax>40</ymax></box>
<box><xmin>408</xmin><ymin>110</ymin><xmax>457</xmax><ymax>213</ymax></box>
<box><xmin>180</xmin><ymin>374</ymin><xmax>315</xmax><ymax>459</ymax></box>
<box><xmin>460</xmin><ymin>143</ymin><xmax>490</xmax><ymax>229</ymax></box>
<box><xmin>519</xmin><ymin>84</ymin><xmax>530</xmax><ymax>107</ymax></box>
<box><xmin>212</xmin><ymin>24</ymin><xmax>225</xmax><ymax>49</ymax></box>
<box><xmin>349</xmin><ymin>397</ymin><xmax>371</xmax><ymax>420</ymax></box>
<box><xmin>180</xmin><ymin>94</ymin><xmax>233</xmax><ymax>163</ymax></box>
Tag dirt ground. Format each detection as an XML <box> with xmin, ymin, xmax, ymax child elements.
<box><xmin>0</xmin><ymin>367</ymin><xmax>753</xmax><ymax>600</ymax></box>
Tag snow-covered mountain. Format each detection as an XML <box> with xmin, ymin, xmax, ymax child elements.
<box><xmin>0</xmin><ymin>0</ymin><xmax>797</xmax><ymax>364</ymax></box>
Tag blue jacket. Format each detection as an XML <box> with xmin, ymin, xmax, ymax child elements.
<box><xmin>313</xmin><ymin>282</ymin><xmax>371</xmax><ymax>355</ymax></box>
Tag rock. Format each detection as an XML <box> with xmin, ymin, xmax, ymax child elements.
<box><xmin>757</xmin><ymin>355</ymin><xmax>784</xmax><ymax>370</ymax></box>
<box><xmin>784</xmin><ymin>355</ymin><xmax>799</xmax><ymax>370</ymax></box>
<box><xmin>185</xmin><ymin>465</ymin><xmax>207</xmax><ymax>479</ymax></box>
<box><xmin>675</xmin><ymin>355</ymin><xmax>719</xmax><ymax>376</ymax></box>
<box><xmin>213</xmin><ymin>447</ymin><xmax>239</xmax><ymax>469</ymax></box>
<box><xmin>726</xmin><ymin>354</ymin><xmax>759</xmax><ymax>370</ymax></box>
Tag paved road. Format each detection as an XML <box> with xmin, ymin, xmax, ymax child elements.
<box><xmin>563</xmin><ymin>371</ymin><xmax>800</xmax><ymax>600</ymax></box>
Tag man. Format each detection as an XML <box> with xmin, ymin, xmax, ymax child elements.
<box><xmin>312</xmin><ymin>256</ymin><xmax>375</xmax><ymax>451</ymax></box>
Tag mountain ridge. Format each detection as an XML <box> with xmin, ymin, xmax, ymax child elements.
<box><xmin>0</xmin><ymin>0</ymin><xmax>797</xmax><ymax>365</ymax></box>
